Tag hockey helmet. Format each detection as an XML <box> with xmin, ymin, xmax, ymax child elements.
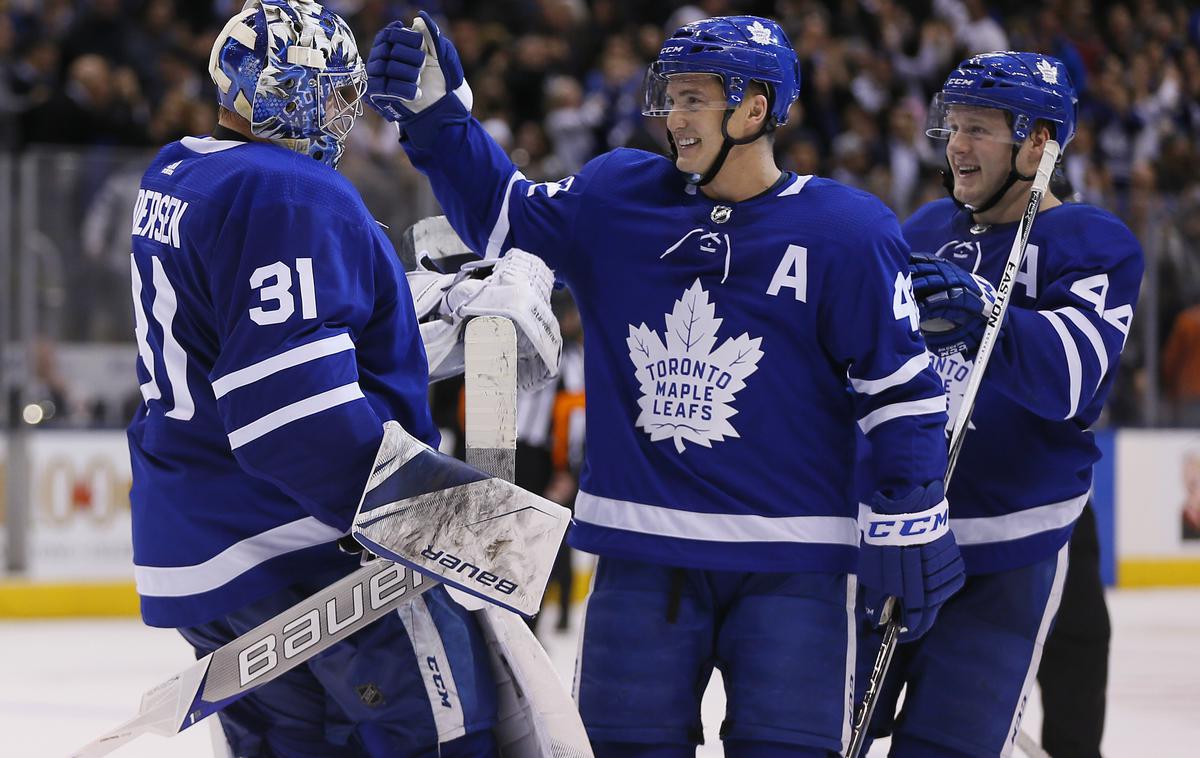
<box><xmin>643</xmin><ymin>16</ymin><xmax>800</xmax><ymax>129</ymax></box>
<box><xmin>208</xmin><ymin>0</ymin><xmax>365</xmax><ymax>168</ymax></box>
<box><xmin>927</xmin><ymin>52</ymin><xmax>1077</xmax><ymax>149</ymax></box>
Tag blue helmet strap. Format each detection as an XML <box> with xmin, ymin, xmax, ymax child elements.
<box><xmin>943</xmin><ymin>142</ymin><xmax>1036</xmax><ymax>216</ymax></box>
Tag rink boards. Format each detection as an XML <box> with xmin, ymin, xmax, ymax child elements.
<box><xmin>0</xmin><ymin>428</ymin><xmax>1198</xmax><ymax>615</ymax></box>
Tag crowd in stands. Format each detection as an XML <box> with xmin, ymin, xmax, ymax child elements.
<box><xmin>2</xmin><ymin>0</ymin><xmax>1199</xmax><ymax>424</ymax></box>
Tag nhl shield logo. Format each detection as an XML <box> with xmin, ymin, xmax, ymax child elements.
<box><xmin>710</xmin><ymin>205</ymin><xmax>732</xmax><ymax>224</ymax></box>
<box><xmin>627</xmin><ymin>279</ymin><xmax>763</xmax><ymax>453</ymax></box>
<box><xmin>356</xmin><ymin>682</ymin><xmax>386</xmax><ymax>707</ymax></box>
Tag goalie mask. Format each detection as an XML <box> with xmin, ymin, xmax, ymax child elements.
<box><xmin>208</xmin><ymin>0</ymin><xmax>366</xmax><ymax>168</ymax></box>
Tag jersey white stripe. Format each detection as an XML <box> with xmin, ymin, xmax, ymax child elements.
<box><xmin>485</xmin><ymin>170</ymin><xmax>527</xmax><ymax>259</ymax></box>
<box><xmin>397</xmin><ymin>596</ymin><xmax>467</xmax><ymax>741</ymax></box>
<box><xmin>849</xmin><ymin>352</ymin><xmax>932</xmax><ymax>396</ymax></box>
<box><xmin>576</xmin><ymin>491</ymin><xmax>859</xmax><ymax>545</ymax></box>
<box><xmin>227</xmin><ymin>382</ymin><xmax>364</xmax><ymax>449</ymax></box>
<box><xmin>1056</xmin><ymin>306</ymin><xmax>1109</xmax><ymax>390</ymax></box>
<box><xmin>1040</xmin><ymin>310</ymin><xmax>1082</xmax><ymax>418</ymax></box>
<box><xmin>949</xmin><ymin>492</ymin><xmax>1089</xmax><ymax>545</ymax></box>
<box><xmin>152</xmin><ymin>257</ymin><xmax>194</xmax><ymax>421</ymax></box>
<box><xmin>134</xmin><ymin>516</ymin><xmax>343</xmax><ymax>597</ymax></box>
<box><xmin>180</xmin><ymin>136</ymin><xmax>246</xmax><ymax>154</ymax></box>
<box><xmin>857</xmin><ymin>395</ymin><xmax>946</xmax><ymax>434</ymax></box>
<box><xmin>777</xmin><ymin>174</ymin><xmax>814</xmax><ymax>197</ymax></box>
<box><xmin>212</xmin><ymin>333</ymin><xmax>355</xmax><ymax>398</ymax></box>
<box><xmin>1001</xmin><ymin>544</ymin><xmax>1069</xmax><ymax>758</ymax></box>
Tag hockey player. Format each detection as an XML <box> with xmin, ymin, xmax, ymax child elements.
<box><xmin>127</xmin><ymin>2</ymin><xmax>504</xmax><ymax>755</ymax></box>
<box><xmin>854</xmin><ymin>52</ymin><xmax>1143</xmax><ymax>756</ymax></box>
<box><xmin>365</xmin><ymin>13</ymin><xmax>964</xmax><ymax>756</ymax></box>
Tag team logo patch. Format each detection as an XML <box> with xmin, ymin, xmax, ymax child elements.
<box><xmin>746</xmin><ymin>20</ymin><xmax>776</xmax><ymax>45</ymax></box>
<box><xmin>627</xmin><ymin>279</ymin><xmax>763</xmax><ymax>453</ymax></box>
<box><xmin>1036</xmin><ymin>58</ymin><xmax>1059</xmax><ymax>84</ymax></box>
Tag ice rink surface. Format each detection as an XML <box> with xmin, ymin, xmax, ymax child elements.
<box><xmin>3</xmin><ymin>587</ymin><xmax>1197</xmax><ymax>757</ymax></box>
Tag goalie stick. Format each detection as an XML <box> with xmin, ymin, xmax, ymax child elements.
<box><xmin>845</xmin><ymin>142</ymin><xmax>1062</xmax><ymax>758</ymax></box>
<box><xmin>464</xmin><ymin>316</ymin><xmax>593</xmax><ymax>758</ymax></box>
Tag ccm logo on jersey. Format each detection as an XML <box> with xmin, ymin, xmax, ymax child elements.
<box><xmin>236</xmin><ymin>564</ymin><xmax>422</xmax><ymax>687</ymax></box>
<box><xmin>421</xmin><ymin>547</ymin><xmax>519</xmax><ymax>596</ymax></box>
<box><xmin>131</xmin><ymin>189</ymin><xmax>189</xmax><ymax>249</ymax></box>
<box><xmin>861</xmin><ymin>501</ymin><xmax>950</xmax><ymax>546</ymax></box>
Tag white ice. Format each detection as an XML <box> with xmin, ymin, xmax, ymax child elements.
<box><xmin>3</xmin><ymin>588</ymin><xmax>1197</xmax><ymax>757</ymax></box>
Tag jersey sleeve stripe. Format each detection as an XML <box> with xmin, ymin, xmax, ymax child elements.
<box><xmin>484</xmin><ymin>169</ymin><xmax>527</xmax><ymax>259</ymax></box>
<box><xmin>848</xmin><ymin>351</ymin><xmax>932</xmax><ymax>396</ymax></box>
<box><xmin>1055</xmin><ymin>306</ymin><xmax>1109</xmax><ymax>389</ymax></box>
<box><xmin>227</xmin><ymin>382</ymin><xmax>365</xmax><ymax>449</ymax></box>
<box><xmin>133</xmin><ymin>515</ymin><xmax>344</xmax><ymax>597</ymax></box>
<box><xmin>1039</xmin><ymin>310</ymin><xmax>1082</xmax><ymax>418</ymax></box>
<box><xmin>856</xmin><ymin>395</ymin><xmax>947</xmax><ymax>434</ymax></box>
<box><xmin>947</xmin><ymin>491</ymin><xmax>1088</xmax><ymax>545</ymax></box>
<box><xmin>576</xmin><ymin>491</ymin><xmax>860</xmax><ymax>545</ymax></box>
<box><xmin>212</xmin><ymin>333</ymin><xmax>355</xmax><ymax>398</ymax></box>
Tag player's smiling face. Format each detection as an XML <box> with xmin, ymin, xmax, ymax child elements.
<box><xmin>665</xmin><ymin>74</ymin><xmax>729</xmax><ymax>175</ymax></box>
<box><xmin>944</xmin><ymin>106</ymin><xmax>1015</xmax><ymax>207</ymax></box>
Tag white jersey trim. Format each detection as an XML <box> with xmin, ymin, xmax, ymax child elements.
<box><xmin>134</xmin><ymin>516</ymin><xmax>343</xmax><ymax>597</ymax></box>
<box><xmin>1040</xmin><ymin>310</ymin><xmax>1082</xmax><ymax>418</ymax></box>
<box><xmin>485</xmin><ymin>170</ymin><xmax>527</xmax><ymax>259</ymax></box>
<box><xmin>180</xmin><ymin>136</ymin><xmax>247</xmax><ymax>154</ymax></box>
<box><xmin>575</xmin><ymin>491</ymin><xmax>859</xmax><ymax>545</ymax></box>
<box><xmin>227</xmin><ymin>382</ymin><xmax>365</xmax><ymax>449</ymax></box>
<box><xmin>1057</xmin><ymin>306</ymin><xmax>1109</xmax><ymax>390</ymax></box>
<box><xmin>777</xmin><ymin>174</ymin><xmax>814</xmax><ymax>197</ymax></box>
<box><xmin>849</xmin><ymin>352</ymin><xmax>932</xmax><ymax>396</ymax></box>
<box><xmin>212</xmin><ymin>333</ymin><xmax>355</xmax><ymax>398</ymax></box>
<box><xmin>857</xmin><ymin>395</ymin><xmax>946</xmax><ymax>434</ymax></box>
<box><xmin>951</xmin><ymin>492</ymin><xmax>1089</xmax><ymax>545</ymax></box>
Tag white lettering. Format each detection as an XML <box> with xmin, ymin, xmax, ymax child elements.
<box><xmin>766</xmin><ymin>244</ymin><xmax>808</xmax><ymax>301</ymax></box>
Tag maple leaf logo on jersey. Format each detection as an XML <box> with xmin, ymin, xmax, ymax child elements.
<box><xmin>627</xmin><ymin>279</ymin><xmax>763</xmax><ymax>453</ymax></box>
<box><xmin>746</xmin><ymin>21</ymin><xmax>776</xmax><ymax>45</ymax></box>
<box><xmin>1036</xmin><ymin>58</ymin><xmax>1059</xmax><ymax>84</ymax></box>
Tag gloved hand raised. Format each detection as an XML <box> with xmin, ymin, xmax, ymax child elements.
<box><xmin>365</xmin><ymin>10</ymin><xmax>472</xmax><ymax>127</ymax></box>
<box><xmin>858</xmin><ymin>481</ymin><xmax>965</xmax><ymax>643</ymax></box>
<box><xmin>910</xmin><ymin>252</ymin><xmax>1005</xmax><ymax>359</ymax></box>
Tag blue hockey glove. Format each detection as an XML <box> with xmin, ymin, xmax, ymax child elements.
<box><xmin>365</xmin><ymin>11</ymin><xmax>472</xmax><ymax>126</ymax></box>
<box><xmin>859</xmin><ymin>481</ymin><xmax>965</xmax><ymax>643</ymax></box>
<box><xmin>909</xmin><ymin>252</ymin><xmax>1005</xmax><ymax>359</ymax></box>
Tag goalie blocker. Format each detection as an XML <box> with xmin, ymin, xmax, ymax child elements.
<box><xmin>352</xmin><ymin>420</ymin><xmax>571</xmax><ymax>617</ymax></box>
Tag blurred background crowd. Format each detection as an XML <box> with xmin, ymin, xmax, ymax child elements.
<box><xmin>2</xmin><ymin>0</ymin><xmax>1199</xmax><ymax>430</ymax></box>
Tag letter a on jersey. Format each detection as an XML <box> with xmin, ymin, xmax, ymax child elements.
<box><xmin>626</xmin><ymin>280</ymin><xmax>763</xmax><ymax>453</ymax></box>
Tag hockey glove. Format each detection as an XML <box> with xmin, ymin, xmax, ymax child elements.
<box><xmin>859</xmin><ymin>481</ymin><xmax>965</xmax><ymax>643</ymax></box>
<box><xmin>365</xmin><ymin>11</ymin><xmax>473</xmax><ymax>128</ymax></box>
<box><xmin>409</xmin><ymin>250</ymin><xmax>562</xmax><ymax>390</ymax></box>
<box><xmin>909</xmin><ymin>252</ymin><xmax>1006</xmax><ymax>359</ymax></box>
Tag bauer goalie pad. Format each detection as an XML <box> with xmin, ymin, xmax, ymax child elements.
<box><xmin>351</xmin><ymin>420</ymin><xmax>570</xmax><ymax>616</ymax></box>
<box><xmin>72</xmin><ymin>561</ymin><xmax>431</xmax><ymax>757</ymax></box>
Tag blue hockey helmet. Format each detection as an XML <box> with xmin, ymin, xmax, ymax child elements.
<box><xmin>928</xmin><ymin>52</ymin><xmax>1077</xmax><ymax>149</ymax></box>
<box><xmin>643</xmin><ymin>16</ymin><xmax>800</xmax><ymax>128</ymax></box>
<box><xmin>207</xmin><ymin>0</ymin><xmax>365</xmax><ymax>168</ymax></box>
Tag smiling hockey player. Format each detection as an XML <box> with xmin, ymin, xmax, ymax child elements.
<box><xmin>365</xmin><ymin>12</ymin><xmax>964</xmax><ymax>756</ymax></box>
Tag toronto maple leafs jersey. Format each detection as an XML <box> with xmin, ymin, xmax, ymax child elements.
<box><xmin>401</xmin><ymin>103</ymin><xmax>948</xmax><ymax>573</ymax></box>
<box><xmin>128</xmin><ymin>136</ymin><xmax>437</xmax><ymax>628</ymax></box>
<box><xmin>903</xmin><ymin>198</ymin><xmax>1143</xmax><ymax>574</ymax></box>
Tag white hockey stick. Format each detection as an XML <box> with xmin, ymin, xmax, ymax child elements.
<box><xmin>73</xmin><ymin>560</ymin><xmax>432</xmax><ymax>757</ymax></box>
<box><xmin>846</xmin><ymin>141</ymin><xmax>1061</xmax><ymax>758</ymax></box>
<box><xmin>465</xmin><ymin>316</ymin><xmax>593</xmax><ymax>758</ymax></box>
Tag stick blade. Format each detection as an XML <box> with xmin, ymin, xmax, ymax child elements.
<box><xmin>399</xmin><ymin>215</ymin><xmax>474</xmax><ymax>270</ymax></box>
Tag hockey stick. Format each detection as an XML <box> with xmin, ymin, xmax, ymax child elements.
<box><xmin>72</xmin><ymin>560</ymin><xmax>432</xmax><ymax>757</ymax></box>
<box><xmin>464</xmin><ymin>316</ymin><xmax>594</xmax><ymax>758</ymax></box>
<box><xmin>845</xmin><ymin>141</ymin><xmax>1061</xmax><ymax>758</ymax></box>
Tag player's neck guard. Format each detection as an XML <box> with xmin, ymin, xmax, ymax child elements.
<box><xmin>942</xmin><ymin>143</ymin><xmax>1036</xmax><ymax>219</ymax></box>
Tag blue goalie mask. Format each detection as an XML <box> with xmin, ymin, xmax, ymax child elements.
<box><xmin>928</xmin><ymin>52</ymin><xmax>1078</xmax><ymax>150</ymax></box>
<box><xmin>643</xmin><ymin>15</ymin><xmax>800</xmax><ymax>129</ymax></box>
<box><xmin>208</xmin><ymin>0</ymin><xmax>365</xmax><ymax>168</ymax></box>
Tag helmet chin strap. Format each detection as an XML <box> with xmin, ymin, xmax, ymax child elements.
<box><xmin>942</xmin><ymin>143</ymin><xmax>1036</xmax><ymax>218</ymax></box>
<box><xmin>675</xmin><ymin>110</ymin><xmax>773</xmax><ymax>187</ymax></box>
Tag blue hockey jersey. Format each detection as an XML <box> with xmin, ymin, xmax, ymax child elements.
<box><xmin>128</xmin><ymin>136</ymin><xmax>437</xmax><ymax>628</ymax></box>
<box><xmin>400</xmin><ymin>101</ymin><xmax>948</xmax><ymax>573</ymax></box>
<box><xmin>903</xmin><ymin>198</ymin><xmax>1143</xmax><ymax>573</ymax></box>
